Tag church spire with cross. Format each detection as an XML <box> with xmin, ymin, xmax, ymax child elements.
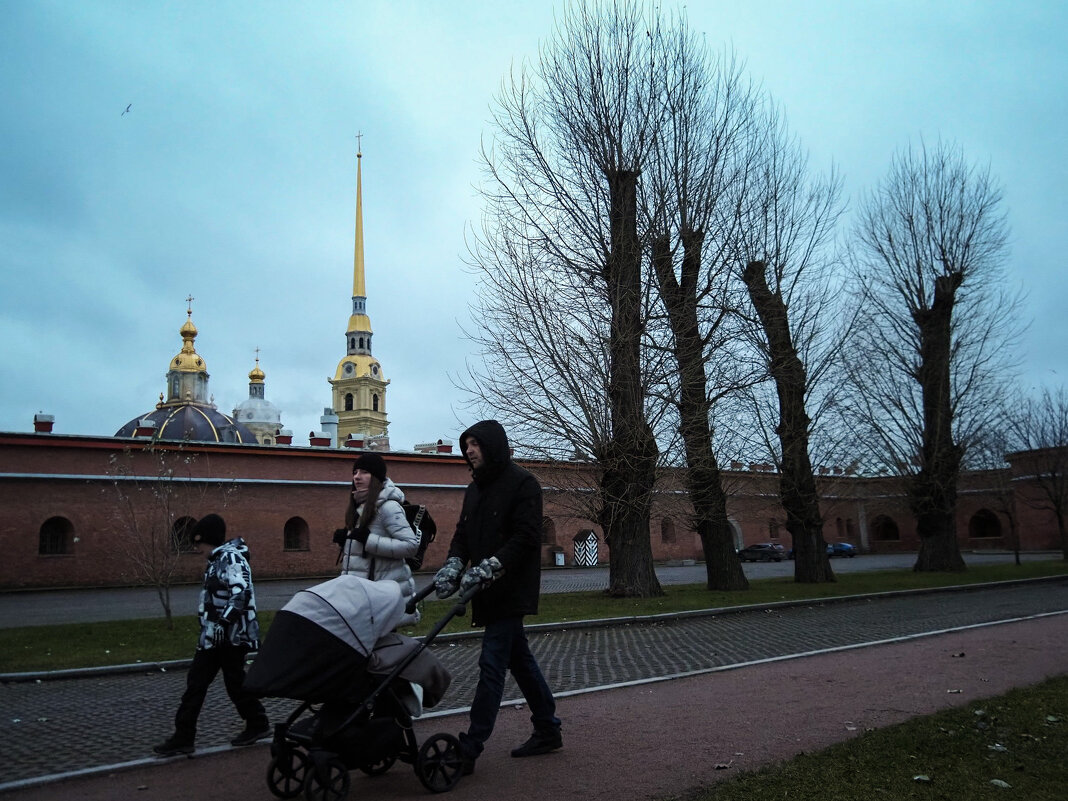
<box><xmin>329</xmin><ymin>140</ymin><xmax>390</xmax><ymax>448</ymax></box>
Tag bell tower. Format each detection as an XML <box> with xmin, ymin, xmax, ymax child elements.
<box><xmin>329</xmin><ymin>145</ymin><xmax>389</xmax><ymax>445</ymax></box>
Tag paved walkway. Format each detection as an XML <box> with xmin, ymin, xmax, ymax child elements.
<box><xmin>2</xmin><ymin>578</ymin><xmax>1066</xmax><ymax>798</ymax></box>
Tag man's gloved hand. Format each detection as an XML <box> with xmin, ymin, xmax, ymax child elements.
<box><xmin>459</xmin><ymin>556</ymin><xmax>504</xmax><ymax>595</ymax></box>
<box><xmin>434</xmin><ymin>556</ymin><xmax>465</xmax><ymax>599</ymax></box>
<box><xmin>332</xmin><ymin>528</ymin><xmax>348</xmax><ymax>546</ymax></box>
<box><xmin>351</xmin><ymin>526</ymin><xmax>370</xmax><ymax>544</ymax></box>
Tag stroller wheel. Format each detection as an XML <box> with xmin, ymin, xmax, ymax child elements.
<box><xmin>267</xmin><ymin>748</ymin><xmax>309</xmax><ymax>799</ymax></box>
<box><xmin>415</xmin><ymin>733</ymin><xmax>464</xmax><ymax>793</ymax></box>
<box><xmin>303</xmin><ymin>752</ymin><xmax>350</xmax><ymax>801</ymax></box>
<box><xmin>358</xmin><ymin>755</ymin><xmax>396</xmax><ymax>776</ymax></box>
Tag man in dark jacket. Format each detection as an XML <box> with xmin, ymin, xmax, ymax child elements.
<box><xmin>153</xmin><ymin>513</ymin><xmax>270</xmax><ymax>756</ymax></box>
<box><xmin>434</xmin><ymin>420</ymin><xmax>562</xmax><ymax>773</ymax></box>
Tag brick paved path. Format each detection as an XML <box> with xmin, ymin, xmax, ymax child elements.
<box><xmin>2</xmin><ymin>578</ymin><xmax>1065</xmax><ymax>788</ymax></box>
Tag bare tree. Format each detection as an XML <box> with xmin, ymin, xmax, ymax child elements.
<box><xmin>107</xmin><ymin>443</ymin><xmax>236</xmax><ymax>627</ymax></box>
<box><xmin>846</xmin><ymin>140</ymin><xmax>1017</xmax><ymax>572</ymax></box>
<box><xmin>642</xmin><ymin>30</ymin><xmax>762</xmax><ymax>591</ymax></box>
<box><xmin>464</xmin><ymin>0</ymin><xmax>667</xmax><ymax>596</ymax></box>
<box><xmin>1005</xmin><ymin>388</ymin><xmax>1068</xmax><ymax>560</ymax></box>
<box><xmin>734</xmin><ymin>101</ymin><xmax>845</xmax><ymax>583</ymax></box>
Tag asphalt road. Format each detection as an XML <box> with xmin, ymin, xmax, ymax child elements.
<box><xmin>0</xmin><ymin>552</ymin><xmax>1053</xmax><ymax>628</ymax></box>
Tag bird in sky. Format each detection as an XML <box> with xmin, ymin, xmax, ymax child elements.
<box><xmin>122</xmin><ymin>103</ymin><xmax>132</xmax><ymax>116</ymax></box>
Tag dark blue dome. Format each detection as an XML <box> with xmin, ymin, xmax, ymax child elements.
<box><xmin>115</xmin><ymin>403</ymin><xmax>258</xmax><ymax>444</ymax></box>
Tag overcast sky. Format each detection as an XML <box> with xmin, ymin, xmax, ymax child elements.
<box><xmin>2</xmin><ymin>1</ymin><xmax>1065</xmax><ymax>452</ymax></box>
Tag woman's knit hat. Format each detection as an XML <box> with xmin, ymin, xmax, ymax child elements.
<box><xmin>352</xmin><ymin>452</ymin><xmax>387</xmax><ymax>482</ymax></box>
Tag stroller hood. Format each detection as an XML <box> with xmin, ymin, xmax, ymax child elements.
<box><xmin>245</xmin><ymin>575</ymin><xmax>406</xmax><ymax>701</ymax></box>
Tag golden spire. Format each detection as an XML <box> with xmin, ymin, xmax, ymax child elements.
<box><xmin>353</xmin><ymin>135</ymin><xmax>365</xmax><ymax>298</ymax></box>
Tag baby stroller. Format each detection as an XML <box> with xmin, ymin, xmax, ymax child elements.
<box><xmin>245</xmin><ymin>576</ymin><xmax>474</xmax><ymax>799</ymax></box>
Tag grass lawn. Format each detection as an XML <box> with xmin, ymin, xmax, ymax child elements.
<box><xmin>1</xmin><ymin>559</ymin><xmax>1064</xmax><ymax>673</ymax></box>
<box><xmin>674</xmin><ymin>675</ymin><xmax>1068</xmax><ymax>801</ymax></box>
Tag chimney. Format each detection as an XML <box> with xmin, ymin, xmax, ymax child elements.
<box><xmin>436</xmin><ymin>439</ymin><xmax>453</xmax><ymax>454</ymax></box>
<box><xmin>309</xmin><ymin>431</ymin><xmax>331</xmax><ymax>447</ymax></box>
<box><xmin>320</xmin><ymin>408</ymin><xmax>339</xmax><ymax>448</ymax></box>
<box><xmin>275</xmin><ymin>429</ymin><xmax>293</xmax><ymax>446</ymax></box>
<box><xmin>345</xmin><ymin>434</ymin><xmax>366</xmax><ymax>449</ymax></box>
<box><xmin>33</xmin><ymin>413</ymin><xmax>54</xmax><ymax>433</ymax></box>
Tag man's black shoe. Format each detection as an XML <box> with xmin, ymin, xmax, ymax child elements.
<box><xmin>511</xmin><ymin>730</ymin><xmax>563</xmax><ymax>758</ymax></box>
<box><xmin>231</xmin><ymin>723</ymin><xmax>272</xmax><ymax>747</ymax></box>
<box><xmin>460</xmin><ymin>757</ymin><xmax>476</xmax><ymax>776</ymax></box>
<box><xmin>153</xmin><ymin>736</ymin><xmax>195</xmax><ymax>757</ymax></box>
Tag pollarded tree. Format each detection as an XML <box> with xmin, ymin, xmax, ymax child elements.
<box><xmin>733</xmin><ymin>101</ymin><xmax>845</xmax><ymax>583</ymax></box>
<box><xmin>846</xmin><ymin>140</ymin><xmax>1017</xmax><ymax>572</ymax></box>
<box><xmin>1005</xmin><ymin>387</ymin><xmax>1068</xmax><ymax>560</ymax></box>
<box><xmin>463</xmin><ymin>0</ymin><xmax>667</xmax><ymax>597</ymax></box>
<box><xmin>643</xmin><ymin>33</ymin><xmax>762</xmax><ymax>592</ymax></box>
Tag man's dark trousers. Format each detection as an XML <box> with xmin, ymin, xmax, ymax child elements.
<box><xmin>174</xmin><ymin>645</ymin><xmax>267</xmax><ymax>741</ymax></box>
<box><xmin>460</xmin><ymin>616</ymin><xmax>560</xmax><ymax>757</ymax></box>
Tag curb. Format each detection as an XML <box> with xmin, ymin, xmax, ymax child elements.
<box><xmin>3</xmin><ymin>575</ymin><xmax>1064</xmax><ymax>684</ymax></box>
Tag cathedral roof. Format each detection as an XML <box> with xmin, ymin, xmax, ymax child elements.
<box><xmin>114</xmin><ymin>301</ymin><xmax>258</xmax><ymax>444</ymax></box>
<box><xmin>115</xmin><ymin>404</ymin><xmax>258</xmax><ymax>443</ymax></box>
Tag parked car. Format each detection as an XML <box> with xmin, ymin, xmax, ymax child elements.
<box><xmin>787</xmin><ymin>542</ymin><xmax>858</xmax><ymax>559</ymax></box>
<box><xmin>827</xmin><ymin>541</ymin><xmax>857</xmax><ymax>558</ymax></box>
<box><xmin>737</xmin><ymin>543</ymin><xmax>786</xmax><ymax>562</ymax></box>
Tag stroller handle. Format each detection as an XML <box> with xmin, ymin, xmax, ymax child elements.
<box><xmin>406</xmin><ymin>580</ymin><xmax>437</xmax><ymax>614</ymax></box>
<box><xmin>405</xmin><ymin>576</ymin><xmax>483</xmax><ymax>615</ymax></box>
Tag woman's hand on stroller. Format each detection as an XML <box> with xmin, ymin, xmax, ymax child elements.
<box><xmin>434</xmin><ymin>556</ymin><xmax>465</xmax><ymax>599</ymax></box>
<box><xmin>459</xmin><ymin>556</ymin><xmax>504</xmax><ymax>594</ymax></box>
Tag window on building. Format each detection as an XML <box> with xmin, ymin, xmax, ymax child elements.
<box><xmin>969</xmin><ymin>509</ymin><xmax>1002</xmax><ymax>539</ymax></box>
<box><xmin>172</xmin><ymin>516</ymin><xmax>197</xmax><ymax>552</ymax></box>
<box><xmin>284</xmin><ymin>517</ymin><xmax>310</xmax><ymax>551</ymax></box>
<box><xmin>661</xmin><ymin>517</ymin><xmax>676</xmax><ymax>544</ymax></box>
<box><xmin>768</xmin><ymin>520</ymin><xmax>781</xmax><ymax>540</ymax></box>
<box><xmin>38</xmin><ymin>516</ymin><xmax>73</xmax><ymax>555</ymax></box>
<box><xmin>541</xmin><ymin>516</ymin><xmax>556</xmax><ymax>545</ymax></box>
<box><xmin>372</xmin><ymin>394</ymin><xmax>379</xmax><ymax>412</ymax></box>
<box><xmin>870</xmin><ymin>515</ymin><xmax>900</xmax><ymax>541</ymax></box>
<box><xmin>345</xmin><ymin>393</ymin><xmax>354</xmax><ymax>411</ymax></box>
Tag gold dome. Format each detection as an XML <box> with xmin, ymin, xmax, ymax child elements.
<box><xmin>171</xmin><ymin>307</ymin><xmax>207</xmax><ymax>373</ymax></box>
<box><xmin>249</xmin><ymin>357</ymin><xmax>265</xmax><ymax>383</ymax></box>
<box><xmin>334</xmin><ymin>354</ymin><xmax>385</xmax><ymax>381</ymax></box>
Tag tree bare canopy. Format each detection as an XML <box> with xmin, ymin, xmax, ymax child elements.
<box><xmin>844</xmin><ymin>140</ymin><xmax>1018</xmax><ymax>572</ymax></box>
<box><xmin>642</xmin><ymin>30</ymin><xmax>765</xmax><ymax>590</ymax></box>
<box><xmin>732</xmin><ymin>100</ymin><xmax>845</xmax><ymax>583</ymax></box>
<box><xmin>463</xmin><ymin>0</ymin><xmax>668</xmax><ymax>596</ymax></box>
<box><xmin>1005</xmin><ymin>387</ymin><xmax>1068</xmax><ymax>560</ymax></box>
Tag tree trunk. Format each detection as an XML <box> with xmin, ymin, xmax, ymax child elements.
<box><xmin>742</xmin><ymin>261</ymin><xmax>834</xmax><ymax>583</ymax></box>
<box><xmin>602</xmin><ymin>168</ymin><xmax>662</xmax><ymax>597</ymax></box>
<box><xmin>652</xmin><ymin>232</ymin><xmax>748</xmax><ymax>591</ymax></box>
<box><xmin>911</xmin><ymin>272</ymin><xmax>967</xmax><ymax>572</ymax></box>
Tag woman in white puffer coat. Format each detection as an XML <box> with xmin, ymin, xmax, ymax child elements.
<box><xmin>335</xmin><ymin>452</ymin><xmax>421</xmax><ymax>626</ymax></box>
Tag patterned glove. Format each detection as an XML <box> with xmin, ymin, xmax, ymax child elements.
<box><xmin>210</xmin><ymin>621</ymin><xmax>227</xmax><ymax>646</ymax></box>
<box><xmin>434</xmin><ymin>556</ymin><xmax>465</xmax><ymax>599</ymax></box>
<box><xmin>459</xmin><ymin>556</ymin><xmax>504</xmax><ymax>594</ymax></box>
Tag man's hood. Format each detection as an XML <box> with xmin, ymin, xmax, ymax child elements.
<box><xmin>460</xmin><ymin>419</ymin><xmax>512</xmax><ymax>484</ymax></box>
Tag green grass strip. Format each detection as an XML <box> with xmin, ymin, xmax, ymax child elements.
<box><xmin>1</xmin><ymin>560</ymin><xmax>1065</xmax><ymax>673</ymax></box>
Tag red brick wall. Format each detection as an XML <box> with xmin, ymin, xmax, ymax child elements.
<box><xmin>0</xmin><ymin>433</ymin><xmax>1060</xmax><ymax>590</ymax></box>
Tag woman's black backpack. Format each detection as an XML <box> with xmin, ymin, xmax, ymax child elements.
<box><xmin>402</xmin><ymin>502</ymin><xmax>437</xmax><ymax>571</ymax></box>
